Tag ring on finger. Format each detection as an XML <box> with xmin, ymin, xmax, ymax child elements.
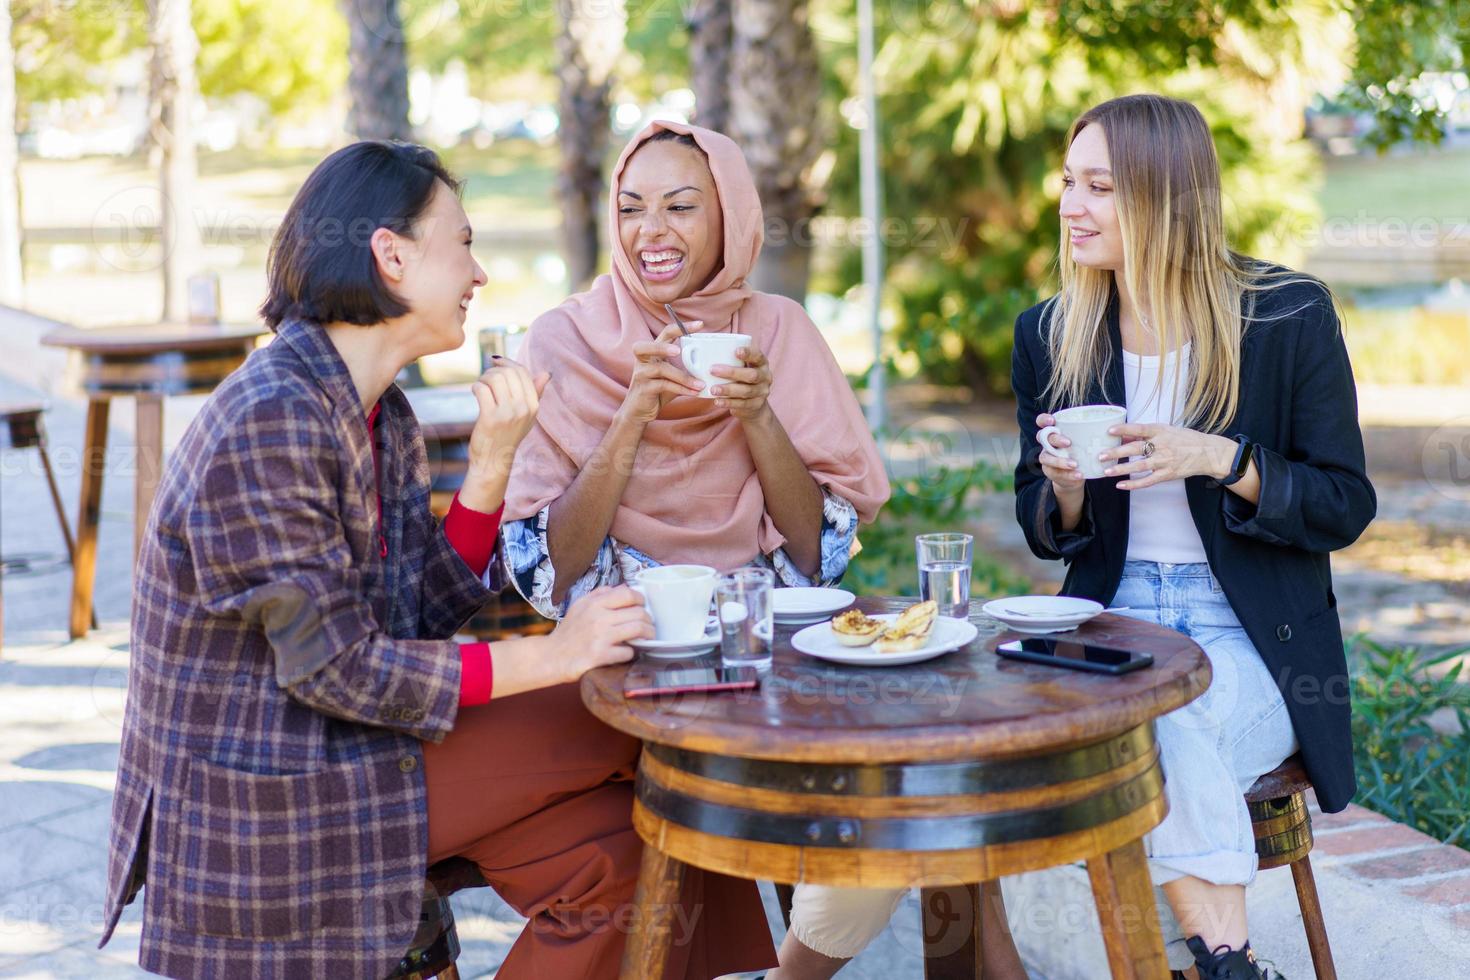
<box><xmin>1142</xmin><ymin>440</ymin><xmax>1156</xmax><ymax>459</ymax></box>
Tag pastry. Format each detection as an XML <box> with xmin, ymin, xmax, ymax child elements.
<box><xmin>830</xmin><ymin>609</ymin><xmax>885</xmax><ymax>646</ymax></box>
<box><xmin>875</xmin><ymin>600</ymin><xmax>938</xmax><ymax>653</ymax></box>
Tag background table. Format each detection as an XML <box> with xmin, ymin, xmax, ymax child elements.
<box><xmin>404</xmin><ymin>384</ymin><xmax>475</xmax><ymax>515</ymax></box>
<box><xmin>40</xmin><ymin>322</ymin><xmax>266</xmax><ymax>637</ymax></box>
<box><xmin>404</xmin><ymin>383</ymin><xmax>552</xmax><ymax>642</ymax></box>
<box><xmin>581</xmin><ymin>596</ymin><xmax>1212</xmax><ymax>979</ymax></box>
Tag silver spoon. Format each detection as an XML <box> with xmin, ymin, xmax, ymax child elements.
<box><xmin>664</xmin><ymin>303</ymin><xmax>691</xmax><ymax>336</ymax></box>
<box><xmin>996</xmin><ymin>604</ymin><xmax>1130</xmax><ymax>619</ymax></box>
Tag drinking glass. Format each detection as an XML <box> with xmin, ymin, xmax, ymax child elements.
<box><xmin>915</xmin><ymin>533</ymin><xmax>973</xmax><ymax>618</ymax></box>
<box><xmin>716</xmin><ymin>567</ymin><xmax>774</xmax><ymax>668</ymax></box>
<box><xmin>478</xmin><ymin>325</ymin><xmax>508</xmax><ymax>371</ymax></box>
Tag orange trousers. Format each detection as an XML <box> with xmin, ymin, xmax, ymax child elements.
<box><xmin>422</xmin><ymin>682</ymin><xmax>779</xmax><ymax>979</ymax></box>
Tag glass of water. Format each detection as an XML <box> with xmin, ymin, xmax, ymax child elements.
<box><xmin>716</xmin><ymin>567</ymin><xmax>774</xmax><ymax>668</ymax></box>
<box><xmin>915</xmin><ymin>532</ymin><xmax>973</xmax><ymax>618</ymax></box>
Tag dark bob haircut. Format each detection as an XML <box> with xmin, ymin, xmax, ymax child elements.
<box><xmin>260</xmin><ymin>140</ymin><xmax>462</xmax><ymax>330</ymax></box>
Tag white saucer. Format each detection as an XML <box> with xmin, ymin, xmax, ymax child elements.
<box><xmin>772</xmin><ymin>587</ymin><xmax>856</xmax><ymax>625</ymax></box>
<box><xmin>629</xmin><ymin>628</ymin><xmax>720</xmax><ymax>658</ymax></box>
<box><xmin>981</xmin><ymin>596</ymin><xmax>1104</xmax><ymax>634</ymax></box>
<box><xmin>792</xmin><ymin>615</ymin><xmax>979</xmax><ymax>667</ymax></box>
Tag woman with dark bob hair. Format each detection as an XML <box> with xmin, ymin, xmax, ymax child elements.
<box><xmin>98</xmin><ymin>140</ymin><xmax>777</xmax><ymax>979</ymax></box>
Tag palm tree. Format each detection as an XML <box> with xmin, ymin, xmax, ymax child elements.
<box><xmin>147</xmin><ymin>0</ymin><xmax>201</xmax><ymax>321</ymax></box>
<box><xmin>685</xmin><ymin>0</ymin><xmax>731</xmax><ymax>134</ymax></box>
<box><xmin>555</xmin><ymin>0</ymin><xmax>625</xmax><ymax>291</ymax></box>
<box><xmin>341</xmin><ymin>0</ymin><xmax>411</xmax><ymax>140</ymax></box>
<box><xmin>729</xmin><ymin>0</ymin><xmax>823</xmax><ymax>302</ymax></box>
<box><xmin>0</xmin><ymin>0</ymin><xmax>24</xmax><ymax>307</ymax></box>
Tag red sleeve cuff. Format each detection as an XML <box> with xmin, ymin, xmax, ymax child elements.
<box><xmin>458</xmin><ymin>642</ymin><xmax>493</xmax><ymax>706</ymax></box>
<box><xmin>444</xmin><ymin>494</ymin><xmax>504</xmax><ymax>577</ymax></box>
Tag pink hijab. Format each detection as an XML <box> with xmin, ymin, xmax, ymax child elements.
<box><xmin>504</xmin><ymin>120</ymin><xmax>889</xmax><ymax>572</ymax></box>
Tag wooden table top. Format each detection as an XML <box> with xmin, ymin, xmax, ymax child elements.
<box><xmin>582</xmin><ymin>595</ymin><xmax>1211</xmax><ymax>764</ymax></box>
<box><xmin>40</xmin><ymin>321</ymin><xmax>267</xmax><ymax>355</ymax></box>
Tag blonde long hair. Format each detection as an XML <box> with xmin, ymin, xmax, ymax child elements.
<box><xmin>1044</xmin><ymin>94</ymin><xmax>1314</xmax><ymax>433</ymax></box>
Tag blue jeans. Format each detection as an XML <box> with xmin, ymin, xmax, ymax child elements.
<box><xmin>1114</xmin><ymin>560</ymin><xmax>1299</xmax><ymax>887</ymax></box>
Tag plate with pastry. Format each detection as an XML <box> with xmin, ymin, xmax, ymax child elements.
<box><xmin>792</xmin><ymin>600</ymin><xmax>979</xmax><ymax>666</ymax></box>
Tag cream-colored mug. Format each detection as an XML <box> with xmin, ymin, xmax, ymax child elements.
<box><xmin>1036</xmin><ymin>404</ymin><xmax>1128</xmax><ymax>479</ymax></box>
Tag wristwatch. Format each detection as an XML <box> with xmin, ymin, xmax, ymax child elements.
<box><xmin>1218</xmin><ymin>434</ymin><xmax>1254</xmax><ymax>487</ymax></box>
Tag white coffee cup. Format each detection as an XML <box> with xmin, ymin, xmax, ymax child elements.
<box><xmin>679</xmin><ymin>333</ymin><xmax>753</xmax><ymax>398</ymax></box>
<box><xmin>1036</xmin><ymin>404</ymin><xmax>1128</xmax><ymax>479</ymax></box>
<box><xmin>630</xmin><ymin>564</ymin><xmax>717</xmax><ymax>641</ymax></box>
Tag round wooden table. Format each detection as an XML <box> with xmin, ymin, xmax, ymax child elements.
<box><xmin>40</xmin><ymin>322</ymin><xmax>266</xmax><ymax>637</ymax></box>
<box><xmin>580</xmin><ymin>596</ymin><xmax>1212</xmax><ymax>980</ymax></box>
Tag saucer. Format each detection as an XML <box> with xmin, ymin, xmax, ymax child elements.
<box><xmin>629</xmin><ymin>629</ymin><xmax>721</xmax><ymax>658</ymax></box>
<box><xmin>981</xmin><ymin>596</ymin><xmax>1104</xmax><ymax>634</ymax></box>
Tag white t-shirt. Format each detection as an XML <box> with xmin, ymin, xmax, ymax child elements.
<box><xmin>1122</xmin><ymin>343</ymin><xmax>1208</xmax><ymax>564</ymax></box>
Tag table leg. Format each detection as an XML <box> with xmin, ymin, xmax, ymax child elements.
<box><xmin>70</xmin><ymin>400</ymin><xmax>109</xmax><ymax>639</ymax></box>
<box><xmin>1087</xmin><ymin>837</ymin><xmax>1170</xmax><ymax>980</ymax></box>
<box><xmin>38</xmin><ymin>440</ymin><xmax>96</xmax><ymax>630</ymax></box>
<box><xmin>134</xmin><ymin>394</ymin><xmax>164</xmax><ymax>561</ymax></box>
<box><xmin>619</xmin><ymin>841</ymin><xmax>686</xmax><ymax>980</ymax></box>
<box><xmin>921</xmin><ymin>883</ymin><xmax>982</xmax><ymax>978</ymax></box>
<box><xmin>920</xmin><ymin>880</ymin><xmax>1024</xmax><ymax>979</ymax></box>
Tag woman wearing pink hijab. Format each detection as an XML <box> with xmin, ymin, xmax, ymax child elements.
<box><xmin>502</xmin><ymin>121</ymin><xmax>902</xmax><ymax>977</ymax></box>
<box><xmin>503</xmin><ymin>121</ymin><xmax>888</xmax><ymax>613</ymax></box>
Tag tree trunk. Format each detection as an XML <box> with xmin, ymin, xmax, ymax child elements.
<box><xmin>555</xmin><ymin>0</ymin><xmax>625</xmax><ymax>292</ymax></box>
<box><xmin>686</xmin><ymin>0</ymin><xmax>731</xmax><ymax>134</ymax></box>
<box><xmin>0</xmin><ymin>1</ymin><xmax>24</xmax><ymax>307</ymax></box>
<box><xmin>341</xmin><ymin>0</ymin><xmax>412</xmax><ymax>141</ymax></box>
<box><xmin>147</xmin><ymin>0</ymin><xmax>201</xmax><ymax>321</ymax></box>
<box><xmin>729</xmin><ymin>0</ymin><xmax>822</xmax><ymax>303</ymax></box>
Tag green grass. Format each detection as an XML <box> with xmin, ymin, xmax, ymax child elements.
<box><xmin>20</xmin><ymin>140</ymin><xmax>560</xmax><ymax>232</ymax></box>
<box><xmin>1318</xmin><ymin>145</ymin><xmax>1470</xmax><ymax>223</ymax></box>
<box><xmin>1341</xmin><ymin>305</ymin><xmax>1470</xmax><ymax>386</ymax></box>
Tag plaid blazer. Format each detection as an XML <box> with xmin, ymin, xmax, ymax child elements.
<box><xmin>100</xmin><ymin>320</ymin><xmax>492</xmax><ymax>978</ymax></box>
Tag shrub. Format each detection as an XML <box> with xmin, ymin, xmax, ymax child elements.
<box><xmin>1349</xmin><ymin>638</ymin><xmax>1470</xmax><ymax>849</ymax></box>
<box><xmin>845</xmin><ymin>457</ymin><xmax>1030</xmax><ymax>599</ymax></box>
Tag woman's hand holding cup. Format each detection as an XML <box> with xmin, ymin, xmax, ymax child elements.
<box><xmin>709</xmin><ymin>342</ymin><xmax>773</xmax><ymax>424</ymax></box>
<box><xmin>621</xmin><ymin>322</ymin><xmax>706</xmax><ymax>425</ymax></box>
<box><xmin>1036</xmin><ymin>411</ymin><xmax>1085</xmax><ymax>502</ymax></box>
<box><xmin>547</xmin><ymin>586</ymin><xmax>653</xmax><ymax>682</ymax></box>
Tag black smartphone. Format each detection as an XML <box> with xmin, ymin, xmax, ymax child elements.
<box><xmin>624</xmin><ymin>665</ymin><xmax>763</xmax><ymax>698</ymax></box>
<box><xmin>995</xmin><ymin>637</ymin><xmax>1153</xmax><ymax>675</ymax></box>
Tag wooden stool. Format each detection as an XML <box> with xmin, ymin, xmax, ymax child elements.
<box><xmin>0</xmin><ymin>404</ymin><xmax>94</xmax><ymax>642</ymax></box>
<box><xmin>383</xmin><ymin>857</ymin><xmax>489</xmax><ymax>980</ymax></box>
<box><xmin>1245</xmin><ymin>755</ymin><xmax>1337</xmax><ymax>980</ymax></box>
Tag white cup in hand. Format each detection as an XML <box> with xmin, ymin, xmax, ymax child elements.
<box><xmin>629</xmin><ymin>565</ymin><xmax>718</xmax><ymax>641</ymax></box>
<box><xmin>1036</xmin><ymin>405</ymin><xmax>1127</xmax><ymax>480</ymax></box>
<box><xmin>678</xmin><ymin>333</ymin><xmax>752</xmax><ymax>398</ymax></box>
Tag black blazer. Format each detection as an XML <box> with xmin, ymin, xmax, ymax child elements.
<box><xmin>1011</xmin><ymin>276</ymin><xmax>1376</xmax><ymax>812</ymax></box>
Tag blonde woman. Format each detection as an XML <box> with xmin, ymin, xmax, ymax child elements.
<box><xmin>1014</xmin><ymin>94</ymin><xmax>1375</xmax><ymax>979</ymax></box>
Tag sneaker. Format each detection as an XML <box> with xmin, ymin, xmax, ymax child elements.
<box><xmin>1186</xmin><ymin>936</ymin><xmax>1283</xmax><ymax>979</ymax></box>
